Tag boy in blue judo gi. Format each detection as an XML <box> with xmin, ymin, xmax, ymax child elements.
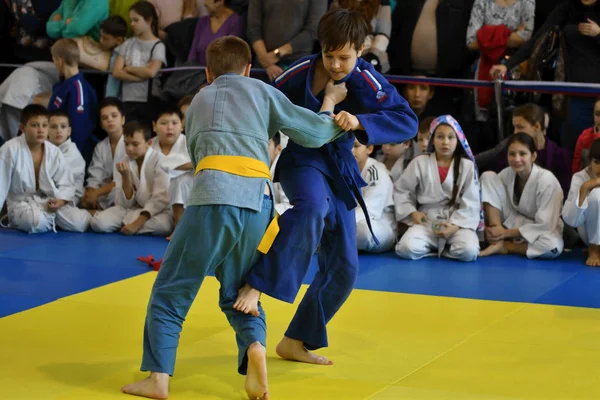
<box><xmin>121</xmin><ymin>36</ymin><xmax>348</xmax><ymax>400</ymax></box>
<box><xmin>234</xmin><ymin>9</ymin><xmax>419</xmax><ymax>365</ymax></box>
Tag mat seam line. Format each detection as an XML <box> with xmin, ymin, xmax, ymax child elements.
<box><xmin>531</xmin><ymin>270</ymin><xmax>584</xmax><ymax>306</ymax></box>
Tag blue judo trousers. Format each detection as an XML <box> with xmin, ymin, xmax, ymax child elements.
<box><xmin>245</xmin><ymin>55</ymin><xmax>418</xmax><ymax>350</ymax></box>
<box><xmin>141</xmin><ymin>197</ymin><xmax>272</xmax><ymax>375</ymax></box>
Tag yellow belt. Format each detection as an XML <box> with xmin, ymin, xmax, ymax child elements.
<box><xmin>195</xmin><ymin>155</ymin><xmax>279</xmax><ymax>254</ymax></box>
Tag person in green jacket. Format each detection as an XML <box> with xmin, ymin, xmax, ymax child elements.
<box><xmin>46</xmin><ymin>0</ymin><xmax>109</xmax><ymax>42</ymax></box>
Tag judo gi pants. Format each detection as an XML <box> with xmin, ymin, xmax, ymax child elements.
<box><xmin>5</xmin><ymin>198</ymin><xmax>90</xmax><ymax>233</ymax></box>
<box><xmin>90</xmin><ymin>206</ymin><xmax>173</xmax><ymax>236</ymax></box>
<box><xmin>141</xmin><ymin>198</ymin><xmax>272</xmax><ymax>376</ymax></box>
<box><xmin>246</xmin><ymin>166</ymin><xmax>359</xmax><ymax>350</ymax></box>
<box><xmin>576</xmin><ymin>188</ymin><xmax>600</xmax><ymax>246</ymax></box>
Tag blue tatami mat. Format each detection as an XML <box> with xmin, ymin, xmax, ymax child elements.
<box><xmin>0</xmin><ymin>229</ymin><xmax>168</xmax><ymax>317</ymax></box>
<box><xmin>2</xmin><ymin>228</ymin><xmax>600</xmax><ymax>318</ymax></box>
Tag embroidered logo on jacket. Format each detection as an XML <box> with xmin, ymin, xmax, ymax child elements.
<box><xmin>53</xmin><ymin>97</ymin><xmax>63</xmax><ymax>108</ymax></box>
<box><xmin>376</xmin><ymin>90</ymin><xmax>388</xmax><ymax>102</ymax></box>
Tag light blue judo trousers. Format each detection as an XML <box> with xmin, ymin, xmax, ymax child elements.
<box><xmin>139</xmin><ymin>73</ymin><xmax>346</xmax><ymax>375</ymax></box>
<box><xmin>142</xmin><ymin>198</ymin><xmax>272</xmax><ymax>375</ymax></box>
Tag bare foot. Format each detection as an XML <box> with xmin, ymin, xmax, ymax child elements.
<box><xmin>245</xmin><ymin>342</ymin><xmax>269</xmax><ymax>400</ymax></box>
<box><xmin>121</xmin><ymin>372</ymin><xmax>169</xmax><ymax>399</ymax></box>
<box><xmin>275</xmin><ymin>336</ymin><xmax>333</xmax><ymax>365</ymax></box>
<box><xmin>234</xmin><ymin>284</ymin><xmax>261</xmax><ymax>317</ymax></box>
<box><xmin>479</xmin><ymin>240</ymin><xmax>507</xmax><ymax>257</ymax></box>
<box><xmin>165</xmin><ymin>234</ymin><xmax>171</xmax><ymax>242</ymax></box>
<box><xmin>586</xmin><ymin>245</ymin><xmax>600</xmax><ymax>267</ymax></box>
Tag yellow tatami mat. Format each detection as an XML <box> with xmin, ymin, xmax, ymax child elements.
<box><xmin>2</xmin><ymin>273</ymin><xmax>600</xmax><ymax>399</ymax></box>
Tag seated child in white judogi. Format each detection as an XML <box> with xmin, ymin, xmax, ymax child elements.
<box><xmin>269</xmin><ymin>131</ymin><xmax>292</xmax><ymax>215</ymax></box>
<box><xmin>90</xmin><ymin>121</ymin><xmax>173</xmax><ymax>235</ymax></box>
<box><xmin>394</xmin><ymin>115</ymin><xmax>481</xmax><ymax>262</ymax></box>
<box><xmin>0</xmin><ymin>105</ymin><xmax>82</xmax><ymax>233</ymax></box>
<box><xmin>47</xmin><ymin>111</ymin><xmax>92</xmax><ymax>232</ymax></box>
<box><xmin>352</xmin><ymin>139</ymin><xmax>396</xmax><ymax>252</ymax></box>
<box><xmin>150</xmin><ymin>107</ymin><xmax>193</xmax><ymax>239</ymax></box>
<box><xmin>377</xmin><ymin>140</ymin><xmax>414</xmax><ymax>182</ymax></box>
<box><xmin>81</xmin><ymin>98</ymin><xmax>126</xmax><ymax>211</ymax></box>
<box><xmin>479</xmin><ymin>133</ymin><xmax>564</xmax><ymax>259</ymax></box>
<box><xmin>563</xmin><ymin>138</ymin><xmax>600</xmax><ymax>266</ymax></box>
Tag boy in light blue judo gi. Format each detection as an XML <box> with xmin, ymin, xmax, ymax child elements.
<box><xmin>121</xmin><ymin>36</ymin><xmax>348</xmax><ymax>400</ymax></box>
<box><xmin>234</xmin><ymin>9</ymin><xmax>419</xmax><ymax>366</ymax></box>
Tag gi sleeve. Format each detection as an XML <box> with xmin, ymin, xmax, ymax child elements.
<box><xmin>142</xmin><ymin>159</ymin><xmax>171</xmax><ymax>217</ymax></box>
<box><xmin>52</xmin><ymin>151</ymin><xmax>76</xmax><ymax>204</ymax></box>
<box><xmin>267</xmin><ymin>85</ymin><xmax>346</xmax><ymax>148</ymax></box>
<box><xmin>562</xmin><ymin>172</ymin><xmax>588</xmax><ymax>228</ymax></box>
<box><xmin>353</xmin><ymin>63</ymin><xmax>418</xmax><ymax>146</ymax></box>
<box><xmin>519</xmin><ymin>174</ymin><xmax>564</xmax><ymax>243</ymax></box>
<box><xmin>393</xmin><ymin>157</ymin><xmax>421</xmax><ymax>222</ymax></box>
<box><xmin>67</xmin><ymin>80</ymin><xmax>97</xmax><ymax>154</ymax></box>
<box><xmin>359</xmin><ymin>164</ymin><xmax>392</xmax><ymax>223</ymax></box>
<box><xmin>0</xmin><ymin>145</ymin><xmax>14</xmax><ymax>210</ymax></box>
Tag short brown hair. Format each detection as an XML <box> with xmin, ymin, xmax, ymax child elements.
<box><xmin>318</xmin><ymin>9</ymin><xmax>368</xmax><ymax>52</ymax></box>
<box><xmin>51</xmin><ymin>38</ymin><xmax>80</xmax><ymax>66</ymax></box>
<box><xmin>20</xmin><ymin>104</ymin><xmax>48</xmax><ymax>125</ymax></box>
<box><xmin>206</xmin><ymin>36</ymin><xmax>251</xmax><ymax>79</ymax></box>
<box><xmin>178</xmin><ymin>94</ymin><xmax>194</xmax><ymax>109</ymax></box>
<box><xmin>513</xmin><ymin>103</ymin><xmax>545</xmax><ymax>129</ymax></box>
<box><xmin>418</xmin><ymin>116</ymin><xmax>436</xmax><ymax>134</ymax></box>
<box><xmin>124</xmin><ymin>121</ymin><xmax>152</xmax><ymax>141</ymax></box>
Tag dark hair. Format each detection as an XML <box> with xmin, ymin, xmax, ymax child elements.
<box><xmin>590</xmin><ymin>138</ymin><xmax>600</xmax><ymax>162</ymax></box>
<box><xmin>508</xmin><ymin>132</ymin><xmax>537</xmax><ymax>154</ymax></box>
<box><xmin>431</xmin><ymin>122</ymin><xmax>467</xmax><ymax>205</ymax></box>
<box><xmin>154</xmin><ymin>105</ymin><xmax>183</xmax><ymax>122</ymax></box>
<box><xmin>418</xmin><ymin>116</ymin><xmax>435</xmax><ymax>133</ymax></box>
<box><xmin>124</xmin><ymin>121</ymin><xmax>152</xmax><ymax>141</ymax></box>
<box><xmin>48</xmin><ymin>110</ymin><xmax>71</xmax><ymax>126</ymax></box>
<box><xmin>318</xmin><ymin>9</ymin><xmax>368</xmax><ymax>52</ymax></box>
<box><xmin>272</xmin><ymin>131</ymin><xmax>281</xmax><ymax>147</ymax></box>
<box><xmin>101</xmin><ymin>15</ymin><xmax>128</xmax><ymax>38</ymax></box>
<box><xmin>178</xmin><ymin>94</ymin><xmax>194</xmax><ymax>109</ymax></box>
<box><xmin>20</xmin><ymin>104</ymin><xmax>48</xmax><ymax>125</ymax></box>
<box><xmin>99</xmin><ymin>97</ymin><xmax>125</xmax><ymax>117</ymax></box>
<box><xmin>130</xmin><ymin>1</ymin><xmax>159</xmax><ymax>37</ymax></box>
<box><xmin>331</xmin><ymin>0</ymin><xmax>380</xmax><ymax>34</ymax></box>
<box><xmin>206</xmin><ymin>36</ymin><xmax>251</xmax><ymax>79</ymax></box>
<box><xmin>513</xmin><ymin>103</ymin><xmax>545</xmax><ymax>130</ymax></box>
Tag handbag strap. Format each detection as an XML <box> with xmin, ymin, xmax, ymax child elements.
<box><xmin>147</xmin><ymin>41</ymin><xmax>161</xmax><ymax>101</ymax></box>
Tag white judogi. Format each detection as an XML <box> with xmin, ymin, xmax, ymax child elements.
<box><xmin>389</xmin><ymin>157</ymin><xmax>406</xmax><ymax>183</ymax></box>
<box><xmin>150</xmin><ymin>134</ymin><xmax>193</xmax><ymax>207</ymax></box>
<box><xmin>394</xmin><ymin>154</ymin><xmax>480</xmax><ymax>262</ymax></box>
<box><xmin>58</xmin><ymin>139</ymin><xmax>86</xmax><ymax>204</ymax></box>
<box><xmin>270</xmin><ymin>152</ymin><xmax>292</xmax><ymax>215</ymax></box>
<box><xmin>375</xmin><ymin>140</ymin><xmax>418</xmax><ymax>183</ymax></box>
<box><xmin>90</xmin><ymin>146</ymin><xmax>173</xmax><ymax>235</ymax></box>
<box><xmin>0</xmin><ymin>135</ymin><xmax>88</xmax><ymax>233</ymax></box>
<box><xmin>86</xmin><ymin>135</ymin><xmax>125</xmax><ymax>210</ymax></box>
<box><xmin>481</xmin><ymin>165</ymin><xmax>564</xmax><ymax>259</ymax></box>
<box><xmin>357</xmin><ymin>157</ymin><xmax>396</xmax><ymax>253</ymax></box>
<box><xmin>562</xmin><ymin>168</ymin><xmax>600</xmax><ymax>245</ymax></box>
